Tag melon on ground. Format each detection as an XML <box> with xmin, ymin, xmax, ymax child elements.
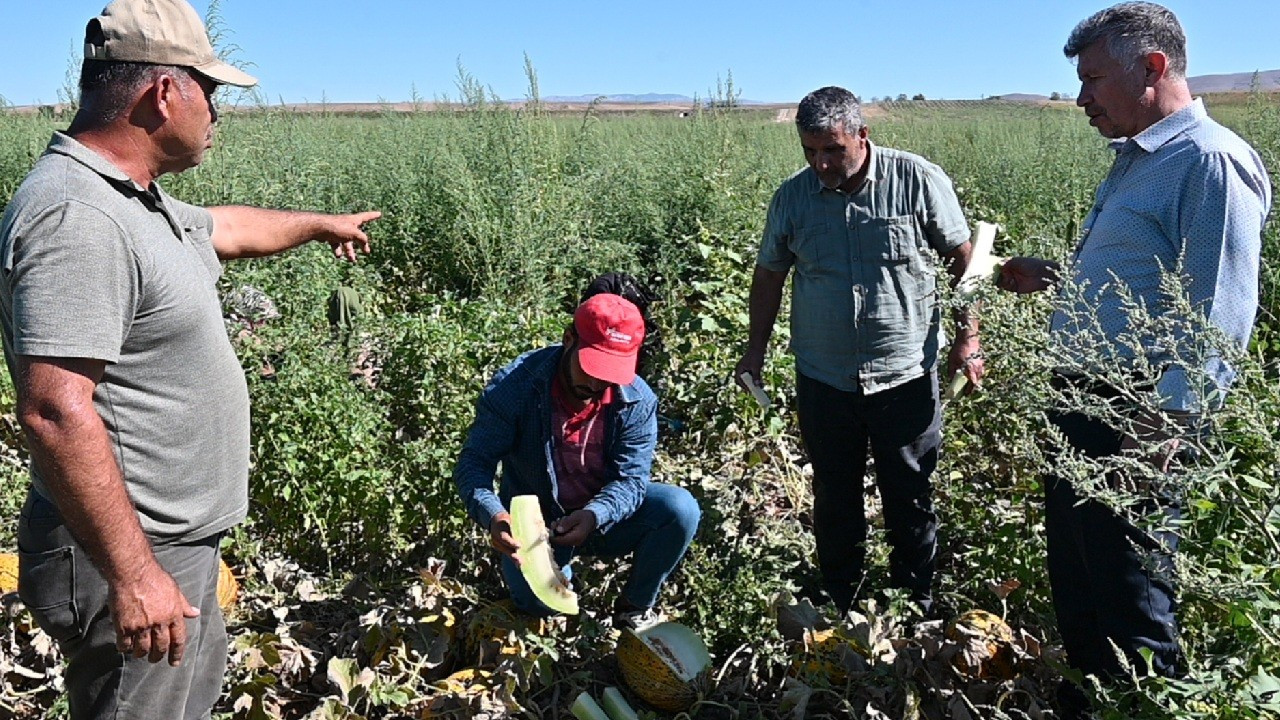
<box><xmin>216</xmin><ymin>558</ymin><xmax>238</xmax><ymax>611</ymax></box>
<box><xmin>616</xmin><ymin>621</ymin><xmax>711</xmax><ymax>711</ymax></box>
<box><xmin>945</xmin><ymin>608</ymin><xmax>1016</xmax><ymax>679</ymax></box>
<box><xmin>0</xmin><ymin>553</ymin><xmax>18</xmax><ymax>594</ymax></box>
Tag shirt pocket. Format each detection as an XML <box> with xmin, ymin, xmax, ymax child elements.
<box><xmin>790</xmin><ymin>222</ymin><xmax>836</xmax><ymax>268</ymax></box>
<box><xmin>861</xmin><ymin>215</ymin><xmax>917</xmax><ymax>263</ymax></box>
<box><xmin>17</xmin><ymin>546</ymin><xmax>82</xmax><ymax>643</ymax></box>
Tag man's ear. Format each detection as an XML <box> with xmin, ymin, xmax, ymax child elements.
<box><xmin>151</xmin><ymin>72</ymin><xmax>185</xmax><ymax>122</ymax></box>
<box><xmin>1143</xmin><ymin>52</ymin><xmax>1169</xmax><ymax>86</ymax></box>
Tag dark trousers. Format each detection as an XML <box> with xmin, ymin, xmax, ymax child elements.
<box><xmin>17</xmin><ymin>491</ymin><xmax>228</xmax><ymax>720</ymax></box>
<box><xmin>1045</xmin><ymin>403</ymin><xmax>1184</xmax><ymax>687</ymax></box>
<box><xmin>796</xmin><ymin>371</ymin><xmax>941</xmax><ymax>611</ymax></box>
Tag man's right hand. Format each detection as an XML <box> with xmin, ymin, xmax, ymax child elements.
<box><xmin>734</xmin><ymin>351</ymin><xmax>766</xmax><ymax>392</ymax></box>
<box><xmin>998</xmin><ymin>257</ymin><xmax>1061</xmax><ymax>294</ymax></box>
<box><xmin>489</xmin><ymin>512</ymin><xmax>520</xmax><ymax>565</ymax></box>
<box><xmin>108</xmin><ymin>562</ymin><xmax>200</xmax><ymax>666</ymax></box>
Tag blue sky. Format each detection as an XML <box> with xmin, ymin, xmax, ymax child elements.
<box><xmin>2</xmin><ymin>0</ymin><xmax>1277</xmax><ymax>106</ymax></box>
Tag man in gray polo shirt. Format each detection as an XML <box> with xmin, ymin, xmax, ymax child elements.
<box><xmin>735</xmin><ymin>86</ymin><xmax>983</xmax><ymax>615</ymax></box>
<box><xmin>0</xmin><ymin>1</ymin><xmax>378</xmax><ymax>717</ymax></box>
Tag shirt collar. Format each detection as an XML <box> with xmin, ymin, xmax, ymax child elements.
<box><xmin>1127</xmin><ymin>98</ymin><xmax>1206</xmax><ymax>153</ymax></box>
<box><xmin>44</xmin><ymin>132</ymin><xmax>149</xmax><ymax>193</ymax></box>
<box><xmin>809</xmin><ymin>139</ymin><xmax>881</xmax><ymax>195</ymax></box>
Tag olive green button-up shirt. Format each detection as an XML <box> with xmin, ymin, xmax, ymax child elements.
<box><xmin>758</xmin><ymin>142</ymin><xmax>970</xmax><ymax>394</ymax></box>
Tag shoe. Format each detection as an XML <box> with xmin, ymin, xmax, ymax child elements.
<box><xmin>613</xmin><ymin>606</ymin><xmax>665</xmax><ymax>631</ymax></box>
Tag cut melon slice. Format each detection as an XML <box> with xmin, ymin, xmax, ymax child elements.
<box><xmin>510</xmin><ymin>495</ymin><xmax>579</xmax><ymax>615</ymax></box>
<box><xmin>571</xmin><ymin>691</ymin><xmax>609</xmax><ymax>720</ymax></box>
<box><xmin>956</xmin><ymin>221</ymin><xmax>1007</xmax><ymax>300</ymax></box>
<box><xmin>601</xmin><ymin>686</ymin><xmax>640</xmax><ymax>720</ymax></box>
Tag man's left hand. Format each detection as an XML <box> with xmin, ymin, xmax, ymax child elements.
<box><xmin>946</xmin><ymin>335</ymin><xmax>985</xmax><ymax>395</ymax></box>
<box><xmin>317</xmin><ymin>211</ymin><xmax>381</xmax><ymax>262</ymax></box>
<box><xmin>551</xmin><ymin>509</ymin><xmax>597</xmax><ymax>547</ymax></box>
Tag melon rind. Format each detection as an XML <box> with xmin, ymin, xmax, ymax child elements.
<box><xmin>601</xmin><ymin>686</ymin><xmax>640</xmax><ymax>720</ymax></box>
<box><xmin>617</xmin><ymin>621</ymin><xmax>711</xmax><ymax>712</ymax></box>
<box><xmin>571</xmin><ymin>691</ymin><xmax>609</xmax><ymax>720</ymax></box>
<box><xmin>510</xmin><ymin>495</ymin><xmax>579</xmax><ymax>615</ymax></box>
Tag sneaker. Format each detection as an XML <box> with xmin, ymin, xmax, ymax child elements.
<box><xmin>613</xmin><ymin>606</ymin><xmax>665</xmax><ymax>631</ymax></box>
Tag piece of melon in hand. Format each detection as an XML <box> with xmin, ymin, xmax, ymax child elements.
<box><xmin>510</xmin><ymin>495</ymin><xmax>579</xmax><ymax>615</ymax></box>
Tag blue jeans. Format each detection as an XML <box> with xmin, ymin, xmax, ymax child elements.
<box><xmin>1045</xmin><ymin>395</ymin><xmax>1184</xmax><ymax>683</ymax></box>
<box><xmin>500</xmin><ymin>482</ymin><xmax>700</xmax><ymax>614</ymax></box>
<box><xmin>795</xmin><ymin>371</ymin><xmax>941</xmax><ymax>612</ymax></box>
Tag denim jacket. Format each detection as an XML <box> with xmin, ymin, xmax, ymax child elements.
<box><xmin>453</xmin><ymin>345</ymin><xmax>658</xmax><ymax>534</ymax></box>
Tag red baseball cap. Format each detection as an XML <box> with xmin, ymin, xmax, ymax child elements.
<box><xmin>574</xmin><ymin>294</ymin><xmax>645</xmax><ymax>385</ymax></box>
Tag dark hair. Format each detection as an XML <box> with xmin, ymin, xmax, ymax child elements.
<box><xmin>77</xmin><ymin>60</ymin><xmax>191</xmax><ymax>126</ymax></box>
<box><xmin>1064</xmin><ymin>2</ymin><xmax>1187</xmax><ymax>78</ymax></box>
<box><xmin>579</xmin><ymin>273</ymin><xmax>663</xmax><ymax>380</ymax></box>
<box><xmin>796</xmin><ymin>86</ymin><xmax>864</xmax><ymax>135</ymax></box>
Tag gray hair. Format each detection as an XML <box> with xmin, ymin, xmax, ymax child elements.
<box><xmin>77</xmin><ymin>60</ymin><xmax>194</xmax><ymax>127</ymax></box>
<box><xmin>796</xmin><ymin>86</ymin><xmax>864</xmax><ymax>135</ymax></box>
<box><xmin>1064</xmin><ymin>2</ymin><xmax>1187</xmax><ymax>78</ymax></box>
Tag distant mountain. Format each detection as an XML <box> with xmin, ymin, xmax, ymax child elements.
<box><xmin>539</xmin><ymin>92</ymin><xmax>769</xmax><ymax>105</ymax></box>
<box><xmin>542</xmin><ymin>93</ymin><xmax>694</xmax><ymax>104</ymax></box>
<box><xmin>1187</xmin><ymin>69</ymin><xmax>1280</xmax><ymax>94</ymax></box>
<box><xmin>988</xmin><ymin>93</ymin><xmax>1052</xmax><ymax>103</ymax></box>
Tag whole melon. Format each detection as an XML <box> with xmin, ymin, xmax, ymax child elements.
<box><xmin>216</xmin><ymin>559</ymin><xmax>238</xmax><ymax>611</ymax></box>
<box><xmin>0</xmin><ymin>553</ymin><xmax>18</xmax><ymax>594</ymax></box>
<box><xmin>945</xmin><ymin>609</ymin><xmax>1016</xmax><ymax>679</ymax></box>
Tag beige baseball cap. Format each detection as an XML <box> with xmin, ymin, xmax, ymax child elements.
<box><xmin>83</xmin><ymin>0</ymin><xmax>258</xmax><ymax>87</ymax></box>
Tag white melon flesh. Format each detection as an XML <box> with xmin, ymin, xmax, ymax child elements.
<box><xmin>571</xmin><ymin>691</ymin><xmax>609</xmax><ymax>720</ymax></box>
<box><xmin>510</xmin><ymin>495</ymin><xmax>579</xmax><ymax>615</ymax></box>
<box><xmin>601</xmin><ymin>686</ymin><xmax>640</xmax><ymax>720</ymax></box>
<box><xmin>639</xmin><ymin>622</ymin><xmax>711</xmax><ymax>682</ymax></box>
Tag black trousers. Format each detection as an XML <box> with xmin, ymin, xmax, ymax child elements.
<box><xmin>796</xmin><ymin>371</ymin><xmax>941</xmax><ymax>611</ymax></box>
<box><xmin>1045</xmin><ymin>400</ymin><xmax>1184</xmax><ymax>684</ymax></box>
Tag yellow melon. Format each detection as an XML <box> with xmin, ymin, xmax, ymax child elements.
<box><xmin>216</xmin><ymin>558</ymin><xmax>238</xmax><ymax>611</ymax></box>
<box><xmin>788</xmin><ymin>627</ymin><xmax>865</xmax><ymax>684</ymax></box>
<box><xmin>0</xmin><ymin>553</ymin><xmax>18</xmax><ymax>594</ymax></box>
<box><xmin>616</xmin><ymin>621</ymin><xmax>711</xmax><ymax>712</ymax></box>
<box><xmin>945</xmin><ymin>609</ymin><xmax>1016</xmax><ymax>680</ymax></box>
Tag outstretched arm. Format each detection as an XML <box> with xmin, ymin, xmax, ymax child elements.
<box><xmin>209</xmin><ymin>207</ymin><xmax>381</xmax><ymax>261</ymax></box>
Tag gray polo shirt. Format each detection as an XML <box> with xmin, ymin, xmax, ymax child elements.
<box><xmin>0</xmin><ymin>133</ymin><xmax>250</xmax><ymax>543</ymax></box>
<box><xmin>758</xmin><ymin>142</ymin><xmax>970</xmax><ymax>394</ymax></box>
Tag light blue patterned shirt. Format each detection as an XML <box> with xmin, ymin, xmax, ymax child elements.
<box><xmin>1050</xmin><ymin>99</ymin><xmax>1272</xmax><ymax>411</ymax></box>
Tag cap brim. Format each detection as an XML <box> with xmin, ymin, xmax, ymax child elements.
<box><xmin>192</xmin><ymin>58</ymin><xmax>258</xmax><ymax>88</ymax></box>
<box><xmin>577</xmin><ymin>346</ymin><xmax>637</xmax><ymax>386</ymax></box>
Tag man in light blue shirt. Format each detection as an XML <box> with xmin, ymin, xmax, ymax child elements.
<box><xmin>1000</xmin><ymin>3</ymin><xmax>1271</xmax><ymax>717</ymax></box>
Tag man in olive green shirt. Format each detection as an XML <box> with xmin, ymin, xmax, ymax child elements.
<box><xmin>735</xmin><ymin>86</ymin><xmax>983</xmax><ymax>613</ymax></box>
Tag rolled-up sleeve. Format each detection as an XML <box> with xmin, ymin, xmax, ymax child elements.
<box><xmin>1158</xmin><ymin>151</ymin><xmax>1270</xmax><ymax>411</ymax></box>
<box><xmin>921</xmin><ymin>164</ymin><xmax>971</xmax><ymax>254</ymax></box>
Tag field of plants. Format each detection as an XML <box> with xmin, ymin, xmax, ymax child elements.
<box><xmin>0</xmin><ymin>89</ymin><xmax>1277</xmax><ymax>720</ymax></box>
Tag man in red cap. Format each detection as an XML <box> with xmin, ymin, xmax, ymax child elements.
<box><xmin>454</xmin><ymin>294</ymin><xmax>700</xmax><ymax>629</ymax></box>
